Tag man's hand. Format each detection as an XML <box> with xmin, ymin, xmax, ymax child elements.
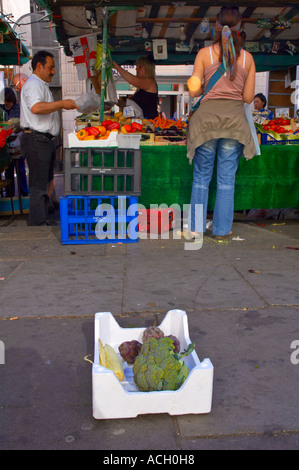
<box><xmin>62</xmin><ymin>99</ymin><xmax>80</xmax><ymax>110</ymax></box>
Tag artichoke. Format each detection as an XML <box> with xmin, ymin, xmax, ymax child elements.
<box><xmin>142</xmin><ymin>326</ymin><xmax>164</xmax><ymax>342</ymax></box>
<box><xmin>166</xmin><ymin>334</ymin><xmax>180</xmax><ymax>353</ymax></box>
<box><xmin>118</xmin><ymin>340</ymin><xmax>142</xmax><ymax>364</ymax></box>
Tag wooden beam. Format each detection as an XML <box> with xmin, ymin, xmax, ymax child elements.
<box><xmin>242</xmin><ymin>7</ymin><xmax>256</xmax><ymax>18</ymax></box>
<box><xmin>143</xmin><ymin>4</ymin><xmax>160</xmax><ymax>37</ymax></box>
<box><xmin>159</xmin><ymin>5</ymin><xmax>176</xmax><ymax>38</ymax></box>
<box><xmin>185</xmin><ymin>6</ymin><xmax>210</xmax><ymax>42</ymax></box>
<box><xmin>136</xmin><ymin>17</ymin><xmax>280</xmax><ymax>24</ymax></box>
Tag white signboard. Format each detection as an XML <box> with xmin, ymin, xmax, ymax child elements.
<box><xmin>275</xmin><ymin>107</ymin><xmax>290</xmax><ymax>118</ymax></box>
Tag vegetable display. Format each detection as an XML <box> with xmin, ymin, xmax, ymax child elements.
<box><xmin>255</xmin><ymin>117</ymin><xmax>299</xmax><ymax>142</ymax></box>
<box><xmin>98</xmin><ymin>324</ymin><xmax>194</xmax><ymax>392</ymax></box>
<box><xmin>75</xmin><ymin>110</ymin><xmax>187</xmax><ymax>142</ymax></box>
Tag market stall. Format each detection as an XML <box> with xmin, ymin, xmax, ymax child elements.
<box><xmin>35</xmin><ymin>0</ymin><xmax>299</xmax><ymax>215</ymax></box>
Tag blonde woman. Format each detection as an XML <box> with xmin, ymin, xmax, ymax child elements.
<box><xmin>113</xmin><ymin>56</ymin><xmax>159</xmax><ymax>119</ymax></box>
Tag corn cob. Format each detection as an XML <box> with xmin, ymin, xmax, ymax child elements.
<box><xmin>98</xmin><ymin>338</ymin><xmax>124</xmax><ymax>381</ymax></box>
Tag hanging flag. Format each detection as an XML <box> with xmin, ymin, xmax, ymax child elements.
<box><xmin>68</xmin><ymin>33</ymin><xmax>97</xmax><ymax>80</ymax></box>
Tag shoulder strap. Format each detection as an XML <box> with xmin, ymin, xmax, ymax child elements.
<box><xmin>189</xmin><ymin>63</ymin><xmax>226</xmax><ymax>115</ymax></box>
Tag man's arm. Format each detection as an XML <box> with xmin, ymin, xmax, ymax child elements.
<box><xmin>31</xmin><ymin>99</ymin><xmax>79</xmax><ymax>115</ymax></box>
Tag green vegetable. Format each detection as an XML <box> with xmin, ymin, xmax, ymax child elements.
<box><xmin>133</xmin><ymin>336</ymin><xmax>195</xmax><ymax>392</ymax></box>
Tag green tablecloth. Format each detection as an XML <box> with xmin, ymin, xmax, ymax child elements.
<box><xmin>139</xmin><ymin>144</ymin><xmax>299</xmax><ymax>210</ymax></box>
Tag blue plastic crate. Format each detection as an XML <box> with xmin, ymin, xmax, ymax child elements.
<box><xmin>60</xmin><ymin>195</ymin><xmax>139</xmax><ymax>244</ymax></box>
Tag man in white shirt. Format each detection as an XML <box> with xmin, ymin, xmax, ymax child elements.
<box><xmin>20</xmin><ymin>50</ymin><xmax>79</xmax><ymax>226</ymax></box>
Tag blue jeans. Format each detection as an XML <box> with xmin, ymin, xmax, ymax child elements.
<box><xmin>189</xmin><ymin>138</ymin><xmax>243</xmax><ymax>236</ymax></box>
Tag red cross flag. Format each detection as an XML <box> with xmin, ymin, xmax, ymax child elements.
<box><xmin>68</xmin><ymin>33</ymin><xmax>97</xmax><ymax>80</ymax></box>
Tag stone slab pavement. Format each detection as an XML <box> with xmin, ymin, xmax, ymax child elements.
<box><xmin>0</xmin><ymin>214</ymin><xmax>298</xmax><ymax>451</ymax></box>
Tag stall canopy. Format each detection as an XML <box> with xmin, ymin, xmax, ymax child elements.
<box><xmin>0</xmin><ymin>16</ymin><xmax>30</xmax><ymax>66</ymax></box>
<box><xmin>35</xmin><ymin>0</ymin><xmax>299</xmax><ymax>72</ymax></box>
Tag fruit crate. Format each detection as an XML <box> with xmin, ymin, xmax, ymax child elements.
<box><xmin>63</xmin><ymin>147</ymin><xmax>141</xmax><ymax>196</ymax></box>
<box><xmin>92</xmin><ymin>309</ymin><xmax>214</xmax><ymax>419</ymax></box>
<box><xmin>60</xmin><ymin>195</ymin><xmax>139</xmax><ymax>244</ymax></box>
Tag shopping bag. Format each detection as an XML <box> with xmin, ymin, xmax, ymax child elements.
<box><xmin>244</xmin><ymin>103</ymin><xmax>261</xmax><ymax>156</ymax></box>
<box><xmin>75</xmin><ymin>93</ymin><xmax>101</xmax><ymax>113</ymax></box>
<box><xmin>107</xmin><ymin>78</ymin><xmax>118</xmax><ymax>104</ymax></box>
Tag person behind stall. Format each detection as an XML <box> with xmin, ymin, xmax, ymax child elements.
<box><xmin>253</xmin><ymin>93</ymin><xmax>273</xmax><ymax>120</ymax></box>
<box><xmin>1</xmin><ymin>87</ymin><xmax>28</xmax><ymax>197</ymax></box>
<box><xmin>112</xmin><ymin>56</ymin><xmax>159</xmax><ymax>119</ymax></box>
<box><xmin>186</xmin><ymin>6</ymin><xmax>256</xmax><ymax>239</ymax></box>
<box><xmin>20</xmin><ymin>50</ymin><xmax>79</xmax><ymax>226</ymax></box>
<box><xmin>158</xmin><ymin>105</ymin><xmax>166</xmax><ymax>119</ymax></box>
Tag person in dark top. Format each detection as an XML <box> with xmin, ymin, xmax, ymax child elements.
<box><xmin>253</xmin><ymin>93</ymin><xmax>273</xmax><ymax>120</ymax></box>
<box><xmin>1</xmin><ymin>87</ymin><xmax>28</xmax><ymax>197</ymax></box>
<box><xmin>113</xmin><ymin>56</ymin><xmax>159</xmax><ymax>119</ymax></box>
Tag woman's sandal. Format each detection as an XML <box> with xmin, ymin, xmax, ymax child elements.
<box><xmin>212</xmin><ymin>231</ymin><xmax>233</xmax><ymax>240</ymax></box>
<box><xmin>177</xmin><ymin>230</ymin><xmax>202</xmax><ymax>240</ymax></box>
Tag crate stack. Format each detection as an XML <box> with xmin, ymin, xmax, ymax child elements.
<box><xmin>60</xmin><ymin>146</ymin><xmax>141</xmax><ymax>244</ymax></box>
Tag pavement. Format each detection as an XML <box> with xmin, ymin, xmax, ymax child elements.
<box><xmin>0</xmin><ymin>188</ymin><xmax>299</xmax><ymax>451</ymax></box>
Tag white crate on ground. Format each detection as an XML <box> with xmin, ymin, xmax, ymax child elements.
<box><xmin>92</xmin><ymin>309</ymin><xmax>214</xmax><ymax>419</ymax></box>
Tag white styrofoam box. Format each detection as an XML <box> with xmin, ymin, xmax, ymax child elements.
<box><xmin>117</xmin><ymin>133</ymin><xmax>141</xmax><ymax>149</ymax></box>
<box><xmin>92</xmin><ymin>309</ymin><xmax>213</xmax><ymax>419</ymax></box>
<box><xmin>68</xmin><ymin>131</ymin><xmax>118</xmax><ymax>148</ymax></box>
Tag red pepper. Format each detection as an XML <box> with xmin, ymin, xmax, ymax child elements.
<box><xmin>86</xmin><ymin>126</ymin><xmax>101</xmax><ymax>136</ymax></box>
<box><xmin>101</xmin><ymin>120</ymin><xmax>113</xmax><ymax>129</ymax></box>
<box><xmin>123</xmin><ymin>124</ymin><xmax>132</xmax><ymax>133</ymax></box>
<box><xmin>131</xmin><ymin>122</ymin><xmax>143</xmax><ymax>132</ymax></box>
<box><xmin>108</xmin><ymin>121</ymin><xmax>120</xmax><ymax>131</ymax></box>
